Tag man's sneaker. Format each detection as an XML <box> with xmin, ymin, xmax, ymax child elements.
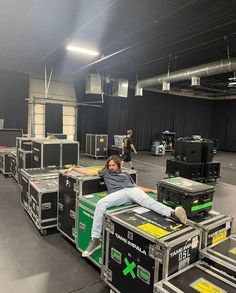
<box><xmin>82</xmin><ymin>238</ymin><xmax>101</xmax><ymax>257</ymax></box>
<box><xmin>172</xmin><ymin>207</ymin><xmax>187</xmax><ymax>224</ymax></box>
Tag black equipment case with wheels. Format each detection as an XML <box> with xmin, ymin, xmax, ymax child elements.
<box><xmin>201</xmin><ymin>235</ymin><xmax>236</xmax><ymax>278</ymax></box>
<box><xmin>187</xmin><ymin>210</ymin><xmax>233</xmax><ymax>248</ymax></box>
<box><xmin>154</xmin><ymin>261</ymin><xmax>236</xmax><ymax>292</ymax></box>
<box><xmin>102</xmin><ymin>207</ymin><xmax>201</xmax><ymax>293</ymax></box>
<box><xmin>29</xmin><ymin>179</ymin><xmax>58</xmax><ymax>235</ymax></box>
<box><xmin>20</xmin><ymin>167</ymin><xmax>62</xmax><ymax>212</ymax></box>
<box><xmin>157</xmin><ymin>177</ymin><xmax>214</xmax><ymax>217</ymax></box>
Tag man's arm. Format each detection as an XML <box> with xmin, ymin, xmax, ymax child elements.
<box><xmin>135</xmin><ymin>184</ymin><xmax>157</xmax><ymax>193</ymax></box>
<box><xmin>121</xmin><ymin>142</ymin><xmax>124</xmax><ymax>155</ymax></box>
<box><xmin>130</xmin><ymin>144</ymin><xmax>137</xmax><ymax>154</ymax></box>
<box><xmin>63</xmin><ymin>166</ymin><xmax>99</xmax><ymax>177</ymax></box>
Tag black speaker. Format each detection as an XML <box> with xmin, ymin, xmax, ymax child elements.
<box><xmin>204</xmin><ymin>162</ymin><xmax>221</xmax><ymax>180</ymax></box>
<box><xmin>181</xmin><ymin>141</ymin><xmax>202</xmax><ymax>163</ymax></box>
<box><xmin>202</xmin><ymin>140</ymin><xmax>216</xmax><ymax>163</ymax></box>
<box><xmin>166</xmin><ymin>159</ymin><xmax>204</xmax><ymax>180</ymax></box>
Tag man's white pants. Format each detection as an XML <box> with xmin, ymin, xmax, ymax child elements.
<box><xmin>91</xmin><ymin>187</ymin><xmax>173</xmax><ymax>238</ymax></box>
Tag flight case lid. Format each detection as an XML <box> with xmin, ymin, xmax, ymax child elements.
<box><xmin>159</xmin><ymin>177</ymin><xmax>214</xmax><ymax>194</ymax></box>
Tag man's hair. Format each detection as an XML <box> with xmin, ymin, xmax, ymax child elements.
<box><xmin>104</xmin><ymin>155</ymin><xmax>121</xmax><ymax>172</ymax></box>
<box><xmin>127</xmin><ymin>129</ymin><xmax>132</xmax><ymax>136</ymax></box>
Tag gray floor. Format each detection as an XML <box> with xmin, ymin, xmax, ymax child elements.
<box><xmin>0</xmin><ymin>151</ymin><xmax>236</xmax><ymax>293</ymax></box>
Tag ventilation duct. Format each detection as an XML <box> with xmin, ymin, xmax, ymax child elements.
<box><xmin>135</xmin><ymin>58</ymin><xmax>236</xmax><ymax>93</ymax></box>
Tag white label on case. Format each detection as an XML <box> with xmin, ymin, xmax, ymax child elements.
<box><xmin>192</xmin><ymin>236</ymin><xmax>199</xmax><ymax>248</ymax></box>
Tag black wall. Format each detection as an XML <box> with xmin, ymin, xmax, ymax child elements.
<box><xmin>211</xmin><ymin>99</ymin><xmax>236</xmax><ymax>151</ymax></box>
<box><xmin>0</xmin><ymin>70</ymin><xmax>28</xmax><ymax>133</ymax></box>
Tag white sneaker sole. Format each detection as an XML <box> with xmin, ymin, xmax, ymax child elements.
<box><xmin>175</xmin><ymin>207</ymin><xmax>187</xmax><ymax>224</ymax></box>
<box><xmin>82</xmin><ymin>244</ymin><xmax>101</xmax><ymax>257</ymax></box>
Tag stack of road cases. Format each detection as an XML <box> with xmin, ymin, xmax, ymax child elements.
<box><xmin>157</xmin><ymin>177</ymin><xmax>215</xmax><ymax>217</ymax></box>
<box><xmin>187</xmin><ymin>210</ymin><xmax>233</xmax><ymax>248</ymax></box>
<box><xmin>77</xmin><ymin>191</ymin><xmax>156</xmax><ymax>267</ymax></box>
<box><xmin>58</xmin><ymin>167</ymin><xmax>137</xmax><ymax>243</ymax></box>
<box><xmin>20</xmin><ymin>167</ymin><xmax>63</xmax><ymax>212</ymax></box>
<box><xmin>201</xmin><ymin>235</ymin><xmax>236</xmax><ymax>278</ymax></box>
<box><xmin>32</xmin><ymin>139</ymin><xmax>79</xmax><ymax>168</ymax></box>
<box><xmin>102</xmin><ymin>207</ymin><xmax>201</xmax><ymax>293</ymax></box>
<box><xmin>29</xmin><ymin>179</ymin><xmax>58</xmax><ymax>235</ymax></box>
<box><xmin>154</xmin><ymin>261</ymin><xmax>236</xmax><ymax>292</ymax></box>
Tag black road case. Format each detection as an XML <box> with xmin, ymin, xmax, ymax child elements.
<box><xmin>10</xmin><ymin>152</ymin><xmax>17</xmax><ymax>180</ymax></box>
<box><xmin>18</xmin><ymin>149</ymin><xmax>33</xmax><ymax>169</ymax></box>
<box><xmin>187</xmin><ymin>210</ymin><xmax>233</xmax><ymax>248</ymax></box>
<box><xmin>32</xmin><ymin>139</ymin><xmax>79</xmax><ymax>168</ymax></box>
<box><xmin>20</xmin><ymin>167</ymin><xmax>62</xmax><ymax>211</ymax></box>
<box><xmin>108</xmin><ymin>145</ymin><xmax>122</xmax><ymax>157</ymax></box>
<box><xmin>201</xmin><ymin>235</ymin><xmax>236</xmax><ymax>278</ymax></box>
<box><xmin>86</xmin><ymin>134</ymin><xmax>108</xmax><ymax>158</ymax></box>
<box><xmin>102</xmin><ymin>207</ymin><xmax>201</xmax><ymax>293</ymax></box>
<box><xmin>157</xmin><ymin>177</ymin><xmax>214</xmax><ymax>217</ymax></box>
<box><xmin>154</xmin><ymin>261</ymin><xmax>236</xmax><ymax>292</ymax></box>
<box><xmin>204</xmin><ymin>161</ymin><xmax>221</xmax><ymax>181</ymax></box>
<box><xmin>58</xmin><ymin>168</ymin><xmax>137</xmax><ymax>243</ymax></box>
<box><xmin>61</xmin><ymin>140</ymin><xmax>79</xmax><ymax>167</ymax></box>
<box><xmin>16</xmin><ymin>137</ymin><xmax>32</xmax><ymax>151</ymax></box>
<box><xmin>166</xmin><ymin>159</ymin><xmax>204</xmax><ymax>180</ymax></box>
<box><xmin>32</xmin><ymin>139</ymin><xmax>61</xmax><ymax>168</ymax></box>
<box><xmin>0</xmin><ymin>148</ymin><xmax>16</xmax><ymax>174</ymax></box>
<box><xmin>29</xmin><ymin>179</ymin><xmax>58</xmax><ymax>235</ymax></box>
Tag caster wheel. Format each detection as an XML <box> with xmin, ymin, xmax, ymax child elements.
<box><xmin>40</xmin><ymin>229</ymin><xmax>47</xmax><ymax>236</ymax></box>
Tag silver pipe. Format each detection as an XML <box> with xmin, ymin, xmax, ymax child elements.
<box><xmin>136</xmin><ymin>58</ymin><xmax>236</xmax><ymax>89</ymax></box>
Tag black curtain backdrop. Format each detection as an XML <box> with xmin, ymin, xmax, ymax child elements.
<box><xmin>45</xmin><ymin>103</ymin><xmax>63</xmax><ymax>135</ymax></box>
<box><xmin>77</xmin><ymin>90</ymin><xmax>215</xmax><ymax>151</ymax></box>
<box><xmin>0</xmin><ymin>70</ymin><xmax>28</xmax><ymax>133</ymax></box>
<box><xmin>211</xmin><ymin>99</ymin><xmax>236</xmax><ymax>151</ymax></box>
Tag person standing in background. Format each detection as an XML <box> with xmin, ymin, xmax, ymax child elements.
<box><xmin>121</xmin><ymin>129</ymin><xmax>137</xmax><ymax>170</ymax></box>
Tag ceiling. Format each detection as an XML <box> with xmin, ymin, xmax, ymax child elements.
<box><xmin>0</xmin><ymin>0</ymin><xmax>236</xmax><ymax>97</ymax></box>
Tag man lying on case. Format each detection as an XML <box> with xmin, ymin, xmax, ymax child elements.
<box><xmin>63</xmin><ymin>155</ymin><xmax>187</xmax><ymax>257</ymax></box>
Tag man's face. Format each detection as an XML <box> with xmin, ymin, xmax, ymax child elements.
<box><xmin>108</xmin><ymin>160</ymin><xmax>119</xmax><ymax>173</ymax></box>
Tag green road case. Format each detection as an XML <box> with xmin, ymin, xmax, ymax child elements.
<box><xmin>102</xmin><ymin>207</ymin><xmax>201</xmax><ymax>293</ymax></box>
<box><xmin>77</xmin><ymin>191</ymin><xmax>157</xmax><ymax>267</ymax></box>
<box><xmin>154</xmin><ymin>261</ymin><xmax>236</xmax><ymax>292</ymax></box>
<box><xmin>201</xmin><ymin>234</ymin><xmax>236</xmax><ymax>278</ymax></box>
<box><xmin>187</xmin><ymin>210</ymin><xmax>233</xmax><ymax>248</ymax></box>
<box><xmin>158</xmin><ymin>177</ymin><xmax>214</xmax><ymax>217</ymax></box>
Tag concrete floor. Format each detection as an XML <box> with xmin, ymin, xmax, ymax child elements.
<box><xmin>0</xmin><ymin>151</ymin><xmax>235</xmax><ymax>293</ymax></box>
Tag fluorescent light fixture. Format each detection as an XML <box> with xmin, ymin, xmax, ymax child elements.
<box><xmin>66</xmin><ymin>45</ymin><xmax>99</xmax><ymax>56</ymax></box>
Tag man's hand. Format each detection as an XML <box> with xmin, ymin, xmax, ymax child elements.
<box><xmin>63</xmin><ymin>167</ymin><xmax>73</xmax><ymax>176</ymax></box>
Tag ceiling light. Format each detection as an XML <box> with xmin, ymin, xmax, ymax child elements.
<box><xmin>66</xmin><ymin>45</ymin><xmax>99</xmax><ymax>56</ymax></box>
